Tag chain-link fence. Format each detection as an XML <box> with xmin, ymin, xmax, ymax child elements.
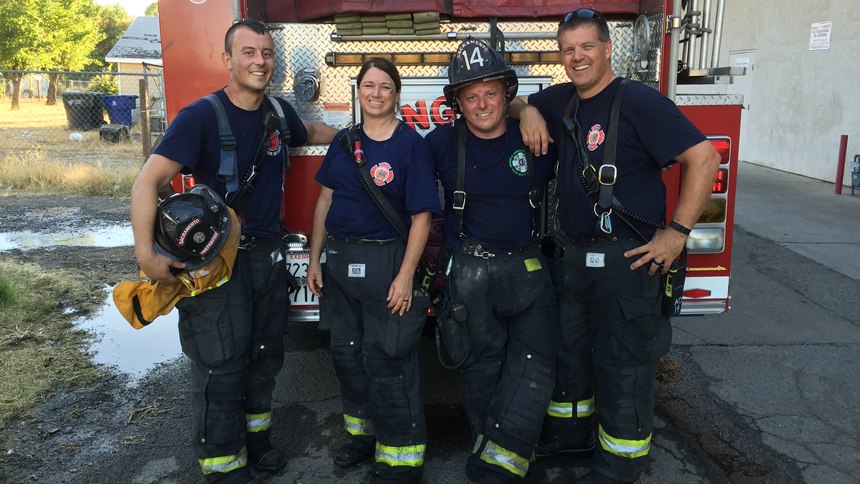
<box><xmin>0</xmin><ymin>69</ymin><xmax>164</xmax><ymax>168</ymax></box>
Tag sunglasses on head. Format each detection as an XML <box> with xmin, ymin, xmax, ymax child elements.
<box><xmin>559</xmin><ymin>8</ymin><xmax>608</xmax><ymax>27</ymax></box>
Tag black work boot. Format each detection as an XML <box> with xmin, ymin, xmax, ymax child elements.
<box><xmin>535</xmin><ymin>416</ymin><xmax>596</xmax><ymax>458</ymax></box>
<box><xmin>246</xmin><ymin>429</ymin><xmax>288</xmax><ymax>473</ymax></box>
<box><xmin>334</xmin><ymin>434</ymin><xmax>375</xmax><ymax>468</ymax></box>
<box><xmin>535</xmin><ymin>430</ymin><xmax>595</xmax><ymax>458</ymax></box>
<box><xmin>206</xmin><ymin>467</ymin><xmax>262</xmax><ymax>483</ymax></box>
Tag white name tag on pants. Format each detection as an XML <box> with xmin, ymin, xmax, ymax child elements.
<box><xmin>348</xmin><ymin>263</ymin><xmax>366</xmax><ymax>278</ymax></box>
<box><xmin>585</xmin><ymin>252</ymin><xmax>605</xmax><ymax>268</ymax></box>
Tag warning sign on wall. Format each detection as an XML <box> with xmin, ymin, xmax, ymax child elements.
<box><xmin>809</xmin><ymin>21</ymin><xmax>832</xmax><ymax>51</ymax></box>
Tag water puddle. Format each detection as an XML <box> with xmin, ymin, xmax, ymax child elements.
<box><xmin>76</xmin><ymin>291</ymin><xmax>183</xmax><ymax>383</ymax></box>
<box><xmin>0</xmin><ymin>225</ymin><xmax>133</xmax><ymax>251</ymax></box>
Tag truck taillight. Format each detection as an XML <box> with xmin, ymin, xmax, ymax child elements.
<box><xmin>712</xmin><ymin>168</ymin><xmax>728</xmax><ymax>193</ymax></box>
<box><xmin>710</xmin><ymin>138</ymin><xmax>730</xmax><ymax>164</ymax></box>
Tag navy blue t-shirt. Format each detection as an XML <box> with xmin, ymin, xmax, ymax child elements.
<box><xmin>154</xmin><ymin>89</ymin><xmax>308</xmax><ymax>237</ymax></box>
<box><xmin>427</xmin><ymin>118</ymin><xmax>555</xmax><ymax>252</ymax></box>
<box><xmin>529</xmin><ymin>78</ymin><xmax>705</xmax><ymax>239</ymax></box>
<box><xmin>315</xmin><ymin>122</ymin><xmax>440</xmax><ymax>240</ymax></box>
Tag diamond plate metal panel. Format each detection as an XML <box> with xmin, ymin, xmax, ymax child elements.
<box><xmin>677</xmin><ymin>94</ymin><xmax>743</xmax><ymax>106</ymax></box>
<box><xmin>268</xmin><ymin>21</ymin><xmax>635</xmax><ymax>118</ymax></box>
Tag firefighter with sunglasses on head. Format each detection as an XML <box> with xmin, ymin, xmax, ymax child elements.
<box><xmin>509</xmin><ymin>9</ymin><xmax>720</xmax><ymax>484</ymax></box>
<box><xmin>426</xmin><ymin>39</ymin><xmax>557</xmax><ymax>483</ymax></box>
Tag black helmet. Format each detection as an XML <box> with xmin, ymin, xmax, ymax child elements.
<box><xmin>443</xmin><ymin>39</ymin><xmax>518</xmax><ymax>114</ymax></box>
<box><xmin>154</xmin><ymin>184</ymin><xmax>232</xmax><ymax>270</ymax></box>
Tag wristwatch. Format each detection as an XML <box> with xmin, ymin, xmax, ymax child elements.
<box><xmin>668</xmin><ymin>220</ymin><xmax>691</xmax><ymax>236</ymax></box>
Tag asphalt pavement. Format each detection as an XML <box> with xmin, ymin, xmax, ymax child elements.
<box><xmin>657</xmin><ymin>162</ymin><xmax>860</xmax><ymax>483</ymax></box>
<box><xmin>733</xmin><ymin>162</ymin><xmax>860</xmax><ymax>281</ymax></box>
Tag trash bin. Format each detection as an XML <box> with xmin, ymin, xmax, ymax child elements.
<box><xmin>102</xmin><ymin>94</ymin><xmax>139</xmax><ymax>126</ymax></box>
<box><xmin>62</xmin><ymin>92</ymin><xmax>106</xmax><ymax>131</ymax></box>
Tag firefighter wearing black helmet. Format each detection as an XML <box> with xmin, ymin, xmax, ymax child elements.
<box><xmin>426</xmin><ymin>39</ymin><xmax>558</xmax><ymax>482</ymax></box>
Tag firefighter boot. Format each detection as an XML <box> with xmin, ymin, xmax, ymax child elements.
<box><xmin>246</xmin><ymin>429</ymin><xmax>288</xmax><ymax>473</ymax></box>
<box><xmin>334</xmin><ymin>434</ymin><xmax>375</xmax><ymax>468</ymax></box>
<box><xmin>535</xmin><ymin>414</ymin><xmax>595</xmax><ymax>458</ymax></box>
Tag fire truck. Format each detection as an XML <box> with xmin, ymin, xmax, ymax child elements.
<box><xmin>157</xmin><ymin>0</ymin><xmax>741</xmax><ymax>321</ymax></box>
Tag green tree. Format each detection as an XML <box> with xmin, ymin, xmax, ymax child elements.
<box><xmin>0</xmin><ymin>0</ymin><xmax>47</xmax><ymax>109</ymax></box>
<box><xmin>90</xmin><ymin>3</ymin><xmax>131</xmax><ymax>71</ymax></box>
<box><xmin>40</xmin><ymin>0</ymin><xmax>104</xmax><ymax>105</ymax></box>
<box><xmin>144</xmin><ymin>2</ymin><xmax>158</xmax><ymax>16</ymax></box>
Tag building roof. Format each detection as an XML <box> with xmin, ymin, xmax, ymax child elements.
<box><xmin>105</xmin><ymin>16</ymin><xmax>162</xmax><ymax>65</ymax></box>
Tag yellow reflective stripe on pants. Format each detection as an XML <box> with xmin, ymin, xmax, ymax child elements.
<box><xmin>375</xmin><ymin>442</ymin><xmax>426</xmax><ymax>467</ymax></box>
<box><xmin>546</xmin><ymin>399</ymin><xmax>572</xmax><ymax>418</ymax></box>
<box><xmin>343</xmin><ymin>414</ymin><xmax>373</xmax><ymax>436</ymax></box>
<box><xmin>576</xmin><ymin>396</ymin><xmax>595</xmax><ymax>417</ymax></box>
<box><xmin>598</xmin><ymin>424</ymin><xmax>651</xmax><ymax>458</ymax></box>
<box><xmin>547</xmin><ymin>395</ymin><xmax>594</xmax><ymax>418</ymax></box>
<box><xmin>246</xmin><ymin>412</ymin><xmax>272</xmax><ymax>433</ymax></box>
<box><xmin>479</xmin><ymin>439</ymin><xmax>530</xmax><ymax>478</ymax></box>
<box><xmin>199</xmin><ymin>445</ymin><xmax>248</xmax><ymax>475</ymax></box>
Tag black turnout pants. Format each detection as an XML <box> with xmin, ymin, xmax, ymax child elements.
<box><xmin>320</xmin><ymin>239</ymin><xmax>430</xmax><ymax>483</ymax></box>
<box><xmin>448</xmin><ymin>245</ymin><xmax>558</xmax><ymax>482</ymax></box>
<box><xmin>548</xmin><ymin>238</ymin><xmax>671</xmax><ymax>483</ymax></box>
<box><xmin>176</xmin><ymin>236</ymin><xmax>289</xmax><ymax>480</ymax></box>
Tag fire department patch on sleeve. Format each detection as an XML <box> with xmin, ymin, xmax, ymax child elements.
<box><xmin>370</xmin><ymin>162</ymin><xmax>394</xmax><ymax>186</ymax></box>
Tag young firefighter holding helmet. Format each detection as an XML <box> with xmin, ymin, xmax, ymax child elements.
<box><xmin>128</xmin><ymin>20</ymin><xmax>336</xmax><ymax>484</ymax></box>
<box><xmin>425</xmin><ymin>39</ymin><xmax>557</xmax><ymax>483</ymax></box>
<box><xmin>510</xmin><ymin>8</ymin><xmax>720</xmax><ymax>484</ymax></box>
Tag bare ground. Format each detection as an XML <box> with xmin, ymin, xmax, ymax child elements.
<box><xmin>0</xmin><ymin>193</ymin><xmax>195</xmax><ymax>483</ymax></box>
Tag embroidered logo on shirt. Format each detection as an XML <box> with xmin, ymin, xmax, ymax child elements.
<box><xmin>586</xmin><ymin>124</ymin><xmax>605</xmax><ymax>152</ymax></box>
<box><xmin>265</xmin><ymin>130</ymin><xmax>283</xmax><ymax>156</ymax></box>
<box><xmin>509</xmin><ymin>149</ymin><xmax>528</xmax><ymax>176</ymax></box>
<box><xmin>370</xmin><ymin>162</ymin><xmax>395</xmax><ymax>186</ymax></box>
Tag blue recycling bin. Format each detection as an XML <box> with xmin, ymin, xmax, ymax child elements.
<box><xmin>101</xmin><ymin>94</ymin><xmax>138</xmax><ymax>126</ymax></box>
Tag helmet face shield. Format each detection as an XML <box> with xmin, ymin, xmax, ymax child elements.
<box><xmin>154</xmin><ymin>184</ymin><xmax>231</xmax><ymax>269</ymax></box>
<box><xmin>444</xmin><ymin>39</ymin><xmax>519</xmax><ymax>114</ymax></box>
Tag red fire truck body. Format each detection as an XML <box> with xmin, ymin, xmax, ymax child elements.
<box><xmin>158</xmin><ymin>0</ymin><xmax>741</xmax><ymax>320</ymax></box>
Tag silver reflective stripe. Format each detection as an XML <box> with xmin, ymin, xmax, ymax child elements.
<box><xmin>479</xmin><ymin>440</ymin><xmax>529</xmax><ymax>478</ymax></box>
<box><xmin>343</xmin><ymin>414</ymin><xmax>373</xmax><ymax>436</ymax></box>
<box><xmin>199</xmin><ymin>446</ymin><xmax>248</xmax><ymax>475</ymax></box>
<box><xmin>598</xmin><ymin>424</ymin><xmax>651</xmax><ymax>458</ymax></box>
<box><xmin>547</xmin><ymin>399</ymin><xmax>573</xmax><ymax>418</ymax></box>
<box><xmin>576</xmin><ymin>396</ymin><xmax>595</xmax><ymax>417</ymax></box>
<box><xmin>246</xmin><ymin>412</ymin><xmax>272</xmax><ymax>433</ymax></box>
<box><xmin>375</xmin><ymin>442</ymin><xmax>426</xmax><ymax>467</ymax></box>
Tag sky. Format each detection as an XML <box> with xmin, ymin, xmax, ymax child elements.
<box><xmin>94</xmin><ymin>0</ymin><xmax>151</xmax><ymax>18</ymax></box>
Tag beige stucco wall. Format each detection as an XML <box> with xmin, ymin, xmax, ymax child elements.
<box><xmin>717</xmin><ymin>0</ymin><xmax>860</xmax><ymax>185</ymax></box>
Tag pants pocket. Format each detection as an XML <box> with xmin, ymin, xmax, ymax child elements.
<box><xmin>609</xmin><ymin>294</ymin><xmax>671</xmax><ymax>365</ymax></box>
<box><xmin>177</xmin><ymin>290</ymin><xmax>234</xmax><ymax>367</ymax></box>
<box><xmin>382</xmin><ymin>294</ymin><xmax>430</xmax><ymax>357</ymax></box>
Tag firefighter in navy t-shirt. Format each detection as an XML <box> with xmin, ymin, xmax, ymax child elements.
<box><xmin>509</xmin><ymin>9</ymin><xmax>720</xmax><ymax>484</ymax></box>
<box><xmin>130</xmin><ymin>21</ymin><xmax>336</xmax><ymax>483</ymax></box>
<box><xmin>426</xmin><ymin>39</ymin><xmax>558</xmax><ymax>483</ymax></box>
<box><xmin>306</xmin><ymin>58</ymin><xmax>439</xmax><ymax>484</ymax></box>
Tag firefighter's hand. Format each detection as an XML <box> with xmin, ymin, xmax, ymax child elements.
<box><xmin>136</xmin><ymin>248</ymin><xmax>185</xmax><ymax>283</ymax></box>
<box><xmin>624</xmin><ymin>228</ymin><xmax>687</xmax><ymax>276</ymax></box>
<box><xmin>386</xmin><ymin>271</ymin><xmax>414</xmax><ymax>316</ymax></box>
<box><xmin>518</xmin><ymin>104</ymin><xmax>553</xmax><ymax>156</ymax></box>
<box><xmin>307</xmin><ymin>261</ymin><xmax>323</xmax><ymax>298</ymax></box>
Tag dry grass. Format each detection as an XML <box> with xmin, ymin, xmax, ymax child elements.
<box><xmin>0</xmin><ymin>259</ymin><xmax>102</xmax><ymax>430</ymax></box>
<box><xmin>0</xmin><ymin>99</ymin><xmax>144</xmax><ymax>196</ymax></box>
